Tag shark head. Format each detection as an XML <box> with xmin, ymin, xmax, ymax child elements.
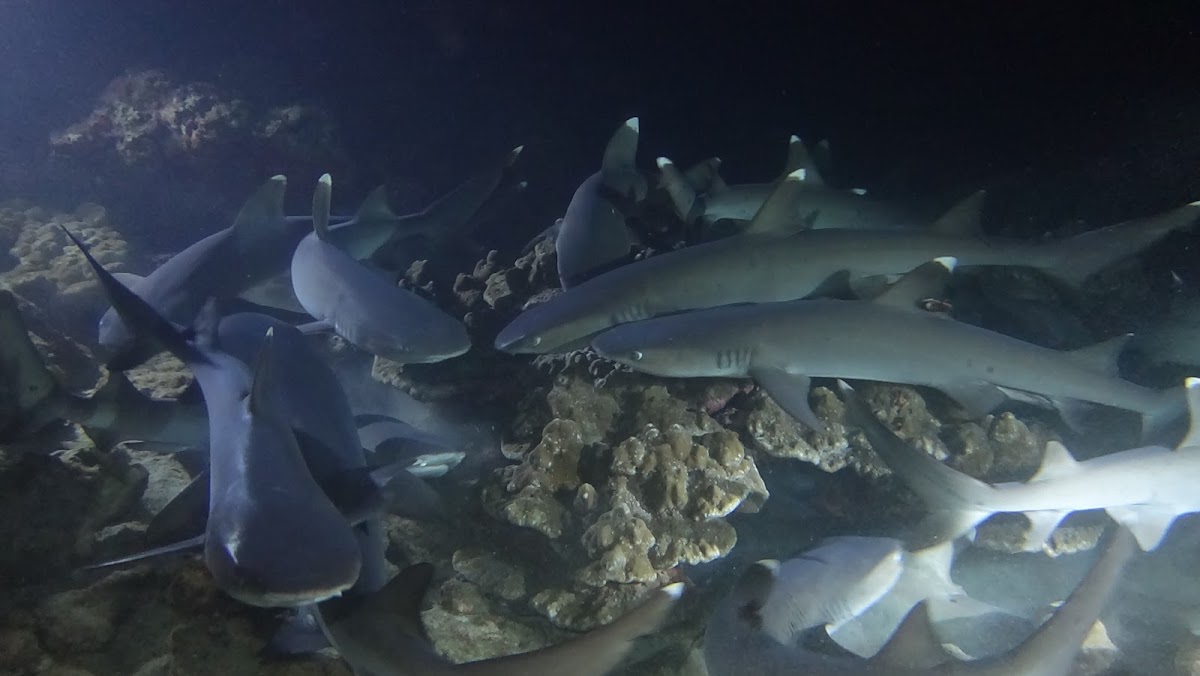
<box><xmin>494</xmin><ymin>291</ymin><xmax>614</xmax><ymax>354</ymax></box>
<box><xmin>591</xmin><ymin>313</ymin><xmax>752</xmax><ymax>377</ymax></box>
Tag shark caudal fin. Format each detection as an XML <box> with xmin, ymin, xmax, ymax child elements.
<box><xmin>838</xmin><ymin>381</ymin><xmax>995</xmax><ymax>548</ymax></box>
<box><xmin>0</xmin><ymin>290</ymin><xmax>68</xmax><ymax>441</ymax></box>
<box><xmin>1038</xmin><ymin>201</ymin><xmax>1199</xmax><ymax>288</ymax></box>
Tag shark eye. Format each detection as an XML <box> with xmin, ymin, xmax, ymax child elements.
<box><xmin>630</xmin><ymin>350</ymin><xmax>643</xmax><ymax>361</ymax></box>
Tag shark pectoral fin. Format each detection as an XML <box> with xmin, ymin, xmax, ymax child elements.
<box><xmin>295</xmin><ymin>320</ymin><xmax>333</xmax><ymax>335</ymax></box>
<box><xmin>906</xmin><ymin>510</ymin><xmax>991</xmax><ymax>551</ymax></box>
<box><xmin>1020</xmin><ymin>510</ymin><xmax>1072</xmax><ymax>551</ymax></box>
<box><xmin>929</xmin><ymin>190</ymin><xmax>986</xmax><ymax>237</ymax></box>
<box><xmin>146</xmin><ymin>469</ymin><xmax>210</xmax><ymax>544</ymax></box>
<box><xmin>1104</xmin><ymin>506</ymin><xmax>1179</xmax><ymax>551</ymax></box>
<box><xmin>938</xmin><ymin>382</ymin><xmax>1008</xmax><ymax>419</ymax></box>
<box><xmin>230</xmin><ymin>175</ymin><xmax>288</xmax><ymax>254</ymax></box>
<box><xmin>742</xmin><ymin>168</ymin><xmax>810</xmax><ymax>236</ymax></box>
<box><xmin>84</xmin><ymin>533</ymin><xmax>206</xmax><ymax>570</ymax></box>
<box><xmin>871</xmin><ymin>258</ymin><xmax>957</xmax><ymax>312</ymax></box>
<box><xmin>656</xmin><ymin>157</ymin><xmax>700</xmax><ymax>223</ymax></box>
<box><xmin>868</xmin><ymin>602</ymin><xmax>951</xmax><ymax>670</ymax></box>
<box><xmin>782</xmin><ymin>135</ymin><xmax>825</xmax><ymax>186</ymax></box>
<box><xmin>751</xmin><ymin>368</ymin><xmax>824</xmax><ymax>432</ymax></box>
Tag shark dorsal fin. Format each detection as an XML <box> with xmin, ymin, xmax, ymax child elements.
<box><xmin>1179</xmin><ymin>377</ymin><xmax>1200</xmax><ymax>448</ymax></box>
<box><xmin>313</xmin><ymin>174</ymin><xmax>332</xmax><ymax>241</ymax></box>
<box><xmin>872</xmin><ymin>258</ymin><xmax>957</xmax><ymax>311</ymax></box>
<box><xmin>657</xmin><ymin>157</ymin><xmax>701</xmax><ymax>224</ymax></box>
<box><xmin>869</xmin><ymin>602</ymin><xmax>950</xmax><ymax>669</ymax></box>
<box><xmin>602</xmin><ymin>117</ymin><xmax>639</xmax><ymax>173</ymax></box>
<box><xmin>249</xmin><ymin>327</ymin><xmax>275</xmax><ymax>416</ymax></box>
<box><xmin>355</xmin><ymin>185</ymin><xmax>397</xmax><ymax>223</ymax></box>
<box><xmin>929</xmin><ymin>190</ymin><xmax>986</xmax><ymax>237</ymax></box>
<box><xmin>1030</xmin><ymin>441</ymin><xmax>1080</xmax><ymax>481</ymax></box>
<box><xmin>111</xmin><ymin>272</ymin><xmax>146</xmax><ymax>292</ymax></box>
<box><xmin>782</xmin><ymin>135</ymin><xmax>824</xmax><ymax>186</ymax></box>
<box><xmin>231</xmin><ymin>175</ymin><xmax>288</xmax><ymax>253</ymax></box>
<box><xmin>743</xmin><ymin>169</ymin><xmax>810</xmax><ymax>236</ymax></box>
<box><xmin>1065</xmin><ymin>334</ymin><xmax>1131</xmax><ymax>378</ymax></box>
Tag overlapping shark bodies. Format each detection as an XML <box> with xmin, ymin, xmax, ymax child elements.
<box><xmin>839</xmin><ymin>378</ymin><xmax>1200</xmax><ymax>551</ymax></box>
<box><xmin>0</xmin><ymin>289</ymin><xmax>207</xmax><ymax>450</ymax></box>
<box><xmin>658</xmin><ymin>135</ymin><xmax>920</xmax><ymax>238</ymax></box>
<box><xmin>555</xmin><ymin>117</ymin><xmax>647</xmax><ymax>288</ymax></box>
<box><xmin>704</xmin><ymin>526</ymin><xmax>1136</xmax><ymax>676</ymax></box>
<box><xmin>66</xmin><ymin>230</ymin><xmax>363</xmax><ymax>608</ymax></box>
<box><xmin>291</xmin><ymin>175</ymin><xmax>470</xmax><ymax>364</ymax></box>
<box><xmin>317</xmin><ymin>562</ymin><xmax>684</xmax><ymax>676</ymax></box>
<box><xmin>496</xmin><ymin>176</ymin><xmax>1199</xmax><ymax>355</ymax></box>
<box><xmin>589</xmin><ymin>259</ymin><xmax>1185</xmax><ymax>436</ymax></box>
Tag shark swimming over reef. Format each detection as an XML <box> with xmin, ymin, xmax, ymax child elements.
<box><xmin>290</xmin><ymin>174</ymin><xmax>470</xmax><ymax>364</ymax></box>
<box><xmin>317</xmin><ymin>562</ymin><xmax>684</xmax><ymax>676</ymax></box>
<box><xmin>589</xmin><ymin>258</ymin><xmax>1185</xmax><ymax>437</ymax></box>
<box><xmin>704</xmin><ymin>526</ymin><xmax>1136</xmax><ymax>676</ymax></box>
<box><xmin>67</xmin><ymin>229</ymin><xmax>365</xmax><ymax>608</ymax></box>
<box><xmin>838</xmin><ymin>377</ymin><xmax>1200</xmax><ymax>551</ymax></box>
<box><xmin>495</xmin><ymin>173</ymin><xmax>1199</xmax><ymax>355</ymax></box>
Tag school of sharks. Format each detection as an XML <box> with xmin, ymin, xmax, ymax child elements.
<box><xmin>3</xmin><ymin>114</ymin><xmax>1200</xmax><ymax>676</ymax></box>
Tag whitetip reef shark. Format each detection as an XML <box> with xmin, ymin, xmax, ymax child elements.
<box><xmin>838</xmin><ymin>377</ymin><xmax>1200</xmax><ymax>551</ymax></box>
<box><xmin>589</xmin><ymin>258</ymin><xmax>1185</xmax><ymax>438</ymax></box>
<box><xmin>496</xmin><ymin>172</ymin><xmax>1198</xmax><ymax>355</ymax></box>
<box><xmin>704</xmin><ymin>525</ymin><xmax>1136</xmax><ymax>675</ymax></box>
<box><xmin>66</xmin><ymin>228</ymin><xmax>364</xmax><ymax>608</ymax></box>
<box><xmin>316</xmin><ymin>562</ymin><xmax>684</xmax><ymax>676</ymax></box>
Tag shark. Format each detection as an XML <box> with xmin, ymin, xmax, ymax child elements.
<box><xmin>555</xmin><ymin>117</ymin><xmax>646</xmax><ymax>288</ymax></box>
<box><xmin>316</xmin><ymin>562</ymin><xmax>684</xmax><ymax>676</ymax></box>
<box><xmin>838</xmin><ymin>377</ymin><xmax>1200</xmax><ymax>551</ymax></box>
<box><xmin>101</xmin><ymin>149</ymin><xmax>520</xmax><ymax>366</ymax></box>
<box><xmin>290</xmin><ymin>174</ymin><xmax>470</xmax><ymax>364</ymax></box>
<box><xmin>657</xmin><ymin>135</ymin><xmax>918</xmax><ymax>238</ymax></box>
<box><xmin>67</xmin><ymin>229</ymin><xmax>364</xmax><ymax>608</ymax></box>
<box><xmin>495</xmin><ymin>172</ymin><xmax>1199</xmax><ymax>355</ymax></box>
<box><xmin>703</xmin><ymin>525</ymin><xmax>1136</xmax><ymax>676</ymax></box>
<box><xmin>588</xmin><ymin>258</ymin><xmax>1184</xmax><ymax>437</ymax></box>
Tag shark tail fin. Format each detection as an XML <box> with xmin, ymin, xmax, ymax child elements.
<box><xmin>1001</xmin><ymin>526</ymin><xmax>1136</xmax><ymax>675</ymax></box>
<box><xmin>657</xmin><ymin>157</ymin><xmax>701</xmax><ymax>224</ymax></box>
<box><xmin>461</xmin><ymin>582</ymin><xmax>685</xmax><ymax>676</ymax></box>
<box><xmin>837</xmin><ymin>381</ymin><xmax>996</xmax><ymax>546</ymax></box>
<box><xmin>0</xmin><ymin>290</ymin><xmax>69</xmax><ymax>441</ymax></box>
<box><xmin>1037</xmin><ymin>201</ymin><xmax>1199</xmax><ymax>288</ymax></box>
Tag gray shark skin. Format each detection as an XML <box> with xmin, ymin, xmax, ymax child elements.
<box><xmin>98</xmin><ymin>175</ymin><xmax>291</xmax><ymax>367</ymax></box>
<box><xmin>704</xmin><ymin>527</ymin><xmax>1136</xmax><ymax>676</ymax></box>
<box><xmin>589</xmin><ymin>259</ymin><xmax>1183</xmax><ymax>437</ymax></box>
<box><xmin>839</xmin><ymin>378</ymin><xmax>1200</xmax><ymax>551</ymax></box>
<box><xmin>291</xmin><ymin>175</ymin><xmax>470</xmax><ymax>364</ymax></box>
<box><xmin>0</xmin><ymin>289</ymin><xmax>208</xmax><ymax>449</ymax></box>
<box><xmin>556</xmin><ymin>117</ymin><xmax>645</xmax><ymax>288</ymax></box>
<box><xmin>318</xmin><ymin>563</ymin><xmax>684</xmax><ymax>676</ymax></box>
<box><xmin>66</xmin><ymin>229</ymin><xmax>363</xmax><ymax>608</ymax></box>
<box><xmin>495</xmin><ymin>191</ymin><xmax>1198</xmax><ymax>355</ymax></box>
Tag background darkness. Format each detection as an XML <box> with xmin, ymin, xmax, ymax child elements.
<box><xmin>2</xmin><ymin>0</ymin><xmax>1200</xmax><ymax>244</ymax></box>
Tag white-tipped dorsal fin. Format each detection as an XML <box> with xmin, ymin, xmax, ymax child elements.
<box><xmin>657</xmin><ymin>156</ymin><xmax>700</xmax><ymax>224</ymax></box>
<box><xmin>1179</xmin><ymin>377</ymin><xmax>1200</xmax><ymax>448</ymax></box>
<box><xmin>743</xmin><ymin>168</ymin><xmax>811</xmax><ymax>236</ymax></box>
<box><xmin>930</xmin><ymin>190</ymin><xmax>986</xmax><ymax>237</ymax></box>
<box><xmin>355</xmin><ymin>185</ymin><xmax>397</xmax><ymax>223</ymax></box>
<box><xmin>1029</xmin><ymin>440</ymin><xmax>1080</xmax><ymax>482</ymax></box>
<box><xmin>872</xmin><ymin>257</ymin><xmax>957</xmax><ymax>311</ymax></box>
<box><xmin>782</xmin><ymin>135</ymin><xmax>824</xmax><ymax>186</ymax></box>
<box><xmin>1065</xmin><ymin>334</ymin><xmax>1131</xmax><ymax>378</ymax></box>
<box><xmin>313</xmin><ymin>174</ymin><xmax>332</xmax><ymax>241</ymax></box>
<box><xmin>602</xmin><ymin>117</ymin><xmax>640</xmax><ymax>172</ymax></box>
